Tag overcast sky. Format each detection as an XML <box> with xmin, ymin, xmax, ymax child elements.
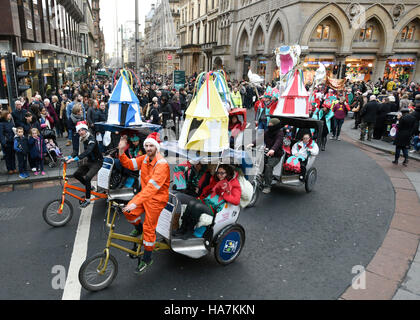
<box><xmin>100</xmin><ymin>0</ymin><xmax>156</xmax><ymax>57</ymax></box>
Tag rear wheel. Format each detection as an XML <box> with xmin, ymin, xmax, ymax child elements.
<box><xmin>79</xmin><ymin>252</ymin><xmax>118</xmax><ymax>292</ymax></box>
<box><xmin>305</xmin><ymin>168</ymin><xmax>317</xmax><ymax>193</ymax></box>
<box><xmin>42</xmin><ymin>199</ymin><xmax>73</xmax><ymax>227</ymax></box>
<box><xmin>214</xmin><ymin>225</ymin><xmax>245</xmax><ymax>265</ymax></box>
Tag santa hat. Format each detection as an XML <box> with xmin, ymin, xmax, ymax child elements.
<box><xmin>76</xmin><ymin>121</ymin><xmax>88</xmax><ymax>132</ymax></box>
<box><xmin>143</xmin><ymin>132</ymin><xmax>161</xmax><ymax>151</ymax></box>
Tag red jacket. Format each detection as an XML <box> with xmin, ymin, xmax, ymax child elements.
<box><xmin>200</xmin><ymin>172</ymin><xmax>241</xmax><ymax>206</ymax></box>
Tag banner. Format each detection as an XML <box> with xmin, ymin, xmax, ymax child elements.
<box><xmin>326</xmin><ymin>77</ymin><xmax>346</xmax><ymax>90</ymax></box>
<box><xmin>173</xmin><ymin>70</ymin><xmax>186</xmax><ymax>90</ymax></box>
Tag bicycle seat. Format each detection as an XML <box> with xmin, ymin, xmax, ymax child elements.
<box><xmin>108</xmin><ymin>188</ymin><xmax>135</xmax><ymax>204</ymax></box>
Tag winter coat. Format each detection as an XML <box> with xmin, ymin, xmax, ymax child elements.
<box><xmin>173</xmin><ymin>161</ymin><xmax>211</xmax><ymax>197</ymax></box>
<box><xmin>93</xmin><ymin>109</ymin><xmax>108</xmax><ymax>133</ymax></box>
<box><xmin>360</xmin><ymin>101</ymin><xmax>380</xmax><ymax>123</ymax></box>
<box><xmin>264</xmin><ymin>124</ymin><xmax>284</xmax><ymax>158</ymax></box>
<box><xmin>312</xmin><ymin>108</ymin><xmax>334</xmax><ymax>133</ymax></box>
<box><xmin>28</xmin><ymin>136</ymin><xmax>47</xmax><ymax>159</ymax></box>
<box><xmin>14</xmin><ymin>135</ymin><xmax>29</xmax><ymax>154</ymax></box>
<box><xmin>12</xmin><ymin>109</ymin><xmax>27</xmax><ymax>128</ymax></box>
<box><xmin>71</xmin><ymin>132</ymin><xmax>103</xmax><ymax>163</ymax></box>
<box><xmin>394</xmin><ymin>114</ymin><xmax>417</xmax><ymax>147</ymax></box>
<box><xmin>199</xmin><ymin>172</ymin><xmax>242</xmax><ymax>215</ymax></box>
<box><xmin>0</xmin><ymin>119</ymin><xmax>15</xmax><ymax>147</ymax></box>
<box><xmin>291</xmin><ymin>139</ymin><xmax>320</xmax><ymax>160</ymax></box>
<box><xmin>22</xmin><ymin>120</ymin><xmax>41</xmax><ymax>137</ymax></box>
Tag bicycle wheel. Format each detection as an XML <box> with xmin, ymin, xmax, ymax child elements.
<box><xmin>42</xmin><ymin>199</ymin><xmax>73</xmax><ymax>227</ymax></box>
<box><xmin>79</xmin><ymin>252</ymin><xmax>118</xmax><ymax>292</ymax></box>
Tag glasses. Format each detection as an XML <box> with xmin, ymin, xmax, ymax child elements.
<box><xmin>217</xmin><ymin>171</ymin><xmax>227</xmax><ymax>176</ymax></box>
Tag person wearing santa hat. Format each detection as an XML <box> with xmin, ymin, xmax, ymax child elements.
<box><xmin>66</xmin><ymin>121</ymin><xmax>103</xmax><ymax>208</ymax></box>
<box><xmin>118</xmin><ymin>131</ymin><xmax>170</xmax><ymax>274</ymax></box>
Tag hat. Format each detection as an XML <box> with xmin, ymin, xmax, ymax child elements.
<box><xmin>76</xmin><ymin>121</ymin><xmax>89</xmax><ymax>132</ymax></box>
<box><xmin>143</xmin><ymin>132</ymin><xmax>161</xmax><ymax>151</ymax></box>
<box><xmin>269</xmin><ymin>118</ymin><xmax>281</xmax><ymax>126</ymax></box>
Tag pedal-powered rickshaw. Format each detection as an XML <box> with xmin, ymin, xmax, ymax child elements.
<box><xmin>78</xmin><ymin>140</ymin><xmax>254</xmax><ymax>292</ymax></box>
<box><xmin>247</xmin><ymin>116</ymin><xmax>323</xmax><ymax>201</ymax></box>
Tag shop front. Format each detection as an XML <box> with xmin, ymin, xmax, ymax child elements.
<box><xmin>383</xmin><ymin>56</ymin><xmax>417</xmax><ymax>83</ymax></box>
<box><xmin>344</xmin><ymin>57</ymin><xmax>375</xmax><ymax>82</ymax></box>
<box><xmin>302</xmin><ymin>56</ymin><xmax>335</xmax><ymax>84</ymax></box>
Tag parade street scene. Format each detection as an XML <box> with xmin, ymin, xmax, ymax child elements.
<box><xmin>1</xmin><ymin>0</ymin><xmax>420</xmax><ymax>307</ymax></box>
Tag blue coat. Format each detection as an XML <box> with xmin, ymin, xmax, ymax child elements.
<box><xmin>0</xmin><ymin>119</ymin><xmax>15</xmax><ymax>147</ymax></box>
<box><xmin>28</xmin><ymin>136</ymin><xmax>47</xmax><ymax>159</ymax></box>
<box><xmin>312</xmin><ymin>108</ymin><xmax>334</xmax><ymax>134</ymax></box>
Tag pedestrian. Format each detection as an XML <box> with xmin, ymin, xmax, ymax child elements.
<box><xmin>69</xmin><ymin>104</ymin><xmax>85</xmax><ymax>156</ymax></box>
<box><xmin>360</xmin><ymin>95</ymin><xmax>380</xmax><ymax>141</ymax></box>
<box><xmin>13</xmin><ymin>127</ymin><xmax>29</xmax><ymax>179</ymax></box>
<box><xmin>93</xmin><ymin>101</ymin><xmax>108</xmax><ymax>153</ymax></box>
<box><xmin>0</xmin><ymin>110</ymin><xmax>17</xmax><ymax>174</ymax></box>
<box><xmin>393</xmin><ymin>109</ymin><xmax>416</xmax><ymax>166</ymax></box>
<box><xmin>28</xmin><ymin>128</ymin><xmax>47</xmax><ymax>176</ymax></box>
<box><xmin>231</xmin><ymin>87</ymin><xmax>243</xmax><ymax>108</ymax></box>
<box><xmin>331</xmin><ymin>96</ymin><xmax>349</xmax><ymax>141</ymax></box>
<box><xmin>351</xmin><ymin>91</ymin><xmax>364</xmax><ymax>129</ymax></box>
<box><xmin>312</xmin><ymin>104</ymin><xmax>334</xmax><ymax>151</ymax></box>
<box><xmin>12</xmin><ymin>100</ymin><xmax>27</xmax><ymax>128</ymax></box>
<box><xmin>51</xmin><ymin>95</ymin><xmax>63</xmax><ymax>137</ymax></box>
<box><xmin>373</xmin><ymin>97</ymin><xmax>391</xmax><ymax>140</ymax></box>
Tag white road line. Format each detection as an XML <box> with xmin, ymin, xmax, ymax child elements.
<box><xmin>62</xmin><ymin>182</ymin><xmax>96</xmax><ymax>300</ymax></box>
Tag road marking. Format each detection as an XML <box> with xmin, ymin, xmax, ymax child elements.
<box><xmin>62</xmin><ymin>182</ymin><xmax>96</xmax><ymax>300</ymax></box>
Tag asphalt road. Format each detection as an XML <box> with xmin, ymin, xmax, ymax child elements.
<box><xmin>0</xmin><ymin>133</ymin><xmax>395</xmax><ymax>300</ymax></box>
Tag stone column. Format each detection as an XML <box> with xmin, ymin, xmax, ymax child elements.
<box><xmin>265</xmin><ymin>55</ymin><xmax>275</xmax><ymax>83</ymax></box>
<box><xmin>373</xmin><ymin>54</ymin><xmax>392</xmax><ymax>82</ymax></box>
<box><xmin>412</xmin><ymin>53</ymin><xmax>420</xmax><ymax>83</ymax></box>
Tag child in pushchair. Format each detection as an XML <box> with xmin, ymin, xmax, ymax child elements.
<box><xmin>42</xmin><ymin>129</ymin><xmax>63</xmax><ymax>167</ymax></box>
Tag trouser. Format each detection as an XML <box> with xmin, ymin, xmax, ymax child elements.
<box><xmin>180</xmin><ymin>199</ymin><xmax>213</xmax><ymax>232</ymax></box>
<box><xmin>33</xmin><ymin>157</ymin><xmax>44</xmax><ymax>172</ymax></box>
<box><xmin>395</xmin><ymin>146</ymin><xmax>408</xmax><ymax>161</ymax></box>
<box><xmin>331</xmin><ymin>117</ymin><xmax>337</xmax><ymax>136</ymax></box>
<box><xmin>173</xmin><ymin>191</ymin><xmax>196</xmax><ymax>215</ymax></box>
<box><xmin>16</xmin><ymin>153</ymin><xmax>27</xmax><ymax>174</ymax></box>
<box><xmin>264</xmin><ymin>156</ymin><xmax>281</xmax><ymax>186</ymax></box>
<box><xmin>68</xmin><ymin>129</ymin><xmax>73</xmax><ymax>141</ymax></box>
<box><xmin>72</xmin><ymin>132</ymin><xmax>79</xmax><ymax>155</ymax></box>
<box><xmin>320</xmin><ymin>134</ymin><xmax>328</xmax><ymax>150</ymax></box>
<box><xmin>412</xmin><ymin>136</ymin><xmax>420</xmax><ymax>151</ymax></box>
<box><xmin>332</xmin><ymin>118</ymin><xmax>344</xmax><ymax>137</ymax></box>
<box><xmin>360</xmin><ymin>121</ymin><xmax>374</xmax><ymax>140</ymax></box>
<box><xmin>354</xmin><ymin>112</ymin><xmax>361</xmax><ymax>128</ymax></box>
<box><xmin>73</xmin><ymin>161</ymin><xmax>102</xmax><ymax>199</ymax></box>
<box><xmin>3</xmin><ymin>144</ymin><xmax>16</xmax><ymax>171</ymax></box>
<box><xmin>123</xmin><ymin>198</ymin><xmax>167</xmax><ymax>252</ymax></box>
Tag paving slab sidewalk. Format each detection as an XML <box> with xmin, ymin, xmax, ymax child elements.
<box><xmin>0</xmin><ymin>137</ymin><xmax>77</xmax><ymax>186</ymax></box>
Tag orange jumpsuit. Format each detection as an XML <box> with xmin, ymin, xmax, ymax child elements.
<box><xmin>119</xmin><ymin>152</ymin><xmax>170</xmax><ymax>251</ymax></box>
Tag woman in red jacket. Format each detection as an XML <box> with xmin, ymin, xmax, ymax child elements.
<box><xmin>173</xmin><ymin>164</ymin><xmax>242</xmax><ymax>239</ymax></box>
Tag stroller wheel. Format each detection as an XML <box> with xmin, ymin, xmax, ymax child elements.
<box><xmin>48</xmin><ymin>162</ymin><xmax>55</xmax><ymax>168</ymax></box>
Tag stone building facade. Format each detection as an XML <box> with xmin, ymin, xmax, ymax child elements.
<box><xmin>177</xmin><ymin>0</ymin><xmax>420</xmax><ymax>83</ymax></box>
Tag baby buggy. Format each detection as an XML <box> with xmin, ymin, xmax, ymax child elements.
<box><xmin>41</xmin><ymin>128</ymin><xmax>63</xmax><ymax>168</ymax></box>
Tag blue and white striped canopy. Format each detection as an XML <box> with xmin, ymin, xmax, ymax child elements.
<box><xmin>109</xmin><ymin>75</ymin><xmax>139</xmax><ymax>104</ymax></box>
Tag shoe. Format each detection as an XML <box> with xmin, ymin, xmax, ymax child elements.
<box><xmin>403</xmin><ymin>159</ymin><xmax>408</xmax><ymax>167</ymax></box>
<box><xmin>321</xmin><ymin>147</ymin><xmax>325</xmax><ymax>151</ymax></box>
<box><xmin>66</xmin><ymin>141</ymin><xmax>71</xmax><ymax>146</ymax></box>
<box><xmin>34</xmin><ymin>171</ymin><xmax>39</xmax><ymax>176</ymax></box>
<box><xmin>172</xmin><ymin>226</ymin><xmax>187</xmax><ymax>237</ymax></box>
<box><xmin>79</xmin><ymin>200</ymin><xmax>91</xmax><ymax>208</ymax></box>
<box><xmin>41</xmin><ymin>171</ymin><xmax>46</xmax><ymax>176</ymax></box>
<box><xmin>409</xmin><ymin>150</ymin><xmax>417</xmax><ymax>153</ymax></box>
<box><xmin>392</xmin><ymin>160</ymin><xmax>398</xmax><ymax>165</ymax></box>
<box><xmin>19</xmin><ymin>174</ymin><xmax>26</xmax><ymax>179</ymax></box>
<box><xmin>13</xmin><ymin>169</ymin><xmax>18</xmax><ymax>173</ymax></box>
<box><xmin>262</xmin><ymin>187</ymin><xmax>271</xmax><ymax>194</ymax></box>
<box><xmin>135</xmin><ymin>259</ymin><xmax>153</xmax><ymax>274</ymax></box>
<box><xmin>367</xmin><ymin>138</ymin><xmax>372</xmax><ymax>141</ymax></box>
<box><xmin>8</xmin><ymin>170</ymin><xmax>13</xmax><ymax>175</ymax></box>
<box><xmin>359</xmin><ymin>138</ymin><xmax>365</xmax><ymax>141</ymax></box>
<box><xmin>32</xmin><ymin>168</ymin><xmax>36</xmax><ymax>172</ymax></box>
<box><xmin>24</xmin><ymin>172</ymin><xmax>29</xmax><ymax>178</ymax></box>
<box><xmin>336</xmin><ymin>137</ymin><xmax>341</xmax><ymax>141</ymax></box>
<box><xmin>129</xmin><ymin>228</ymin><xmax>142</xmax><ymax>237</ymax></box>
<box><xmin>330</xmin><ymin>136</ymin><xmax>336</xmax><ymax>140</ymax></box>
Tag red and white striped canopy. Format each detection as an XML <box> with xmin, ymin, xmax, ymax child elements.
<box><xmin>270</xmin><ymin>70</ymin><xmax>310</xmax><ymax>118</ymax></box>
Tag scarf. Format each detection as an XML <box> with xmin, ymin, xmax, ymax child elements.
<box><xmin>71</xmin><ymin>113</ymin><xmax>82</xmax><ymax>125</ymax></box>
<box><xmin>78</xmin><ymin>131</ymin><xmax>91</xmax><ymax>163</ymax></box>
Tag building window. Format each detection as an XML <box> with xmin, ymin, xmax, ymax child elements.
<box><xmin>315</xmin><ymin>25</ymin><xmax>323</xmax><ymax>39</ymax></box>
<box><xmin>401</xmin><ymin>26</ymin><xmax>415</xmax><ymax>41</ymax></box>
<box><xmin>359</xmin><ymin>26</ymin><xmax>373</xmax><ymax>41</ymax></box>
<box><xmin>315</xmin><ymin>25</ymin><xmax>330</xmax><ymax>40</ymax></box>
<box><xmin>322</xmin><ymin>25</ymin><xmax>330</xmax><ymax>40</ymax></box>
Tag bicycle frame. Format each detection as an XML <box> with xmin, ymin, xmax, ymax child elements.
<box><xmin>98</xmin><ymin>202</ymin><xmax>170</xmax><ymax>274</ymax></box>
<box><xmin>57</xmin><ymin>162</ymin><xmax>108</xmax><ymax>214</ymax></box>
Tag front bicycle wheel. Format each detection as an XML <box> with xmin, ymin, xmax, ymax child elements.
<box><xmin>42</xmin><ymin>199</ymin><xmax>73</xmax><ymax>227</ymax></box>
<box><xmin>79</xmin><ymin>252</ymin><xmax>118</xmax><ymax>292</ymax></box>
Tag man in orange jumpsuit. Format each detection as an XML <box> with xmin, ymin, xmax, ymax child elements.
<box><xmin>118</xmin><ymin>132</ymin><xmax>170</xmax><ymax>273</ymax></box>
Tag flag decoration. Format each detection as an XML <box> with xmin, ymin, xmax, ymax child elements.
<box><xmin>178</xmin><ymin>72</ymin><xmax>229</xmax><ymax>152</ymax></box>
<box><xmin>270</xmin><ymin>69</ymin><xmax>310</xmax><ymax>118</ymax></box>
<box><xmin>107</xmin><ymin>73</ymin><xmax>143</xmax><ymax>127</ymax></box>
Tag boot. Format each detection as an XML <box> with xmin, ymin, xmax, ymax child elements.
<box><xmin>118</xmin><ymin>175</ymin><xmax>128</xmax><ymax>189</ymax></box>
<box><xmin>130</xmin><ymin>223</ymin><xmax>143</xmax><ymax>237</ymax></box>
<box><xmin>403</xmin><ymin>158</ymin><xmax>408</xmax><ymax>166</ymax></box>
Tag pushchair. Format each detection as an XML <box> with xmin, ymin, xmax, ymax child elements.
<box><xmin>42</xmin><ymin>128</ymin><xmax>63</xmax><ymax>168</ymax></box>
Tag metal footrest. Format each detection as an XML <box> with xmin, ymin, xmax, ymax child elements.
<box><xmin>170</xmin><ymin>237</ymin><xmax>209</xmax><ymax>259</ymax></box>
